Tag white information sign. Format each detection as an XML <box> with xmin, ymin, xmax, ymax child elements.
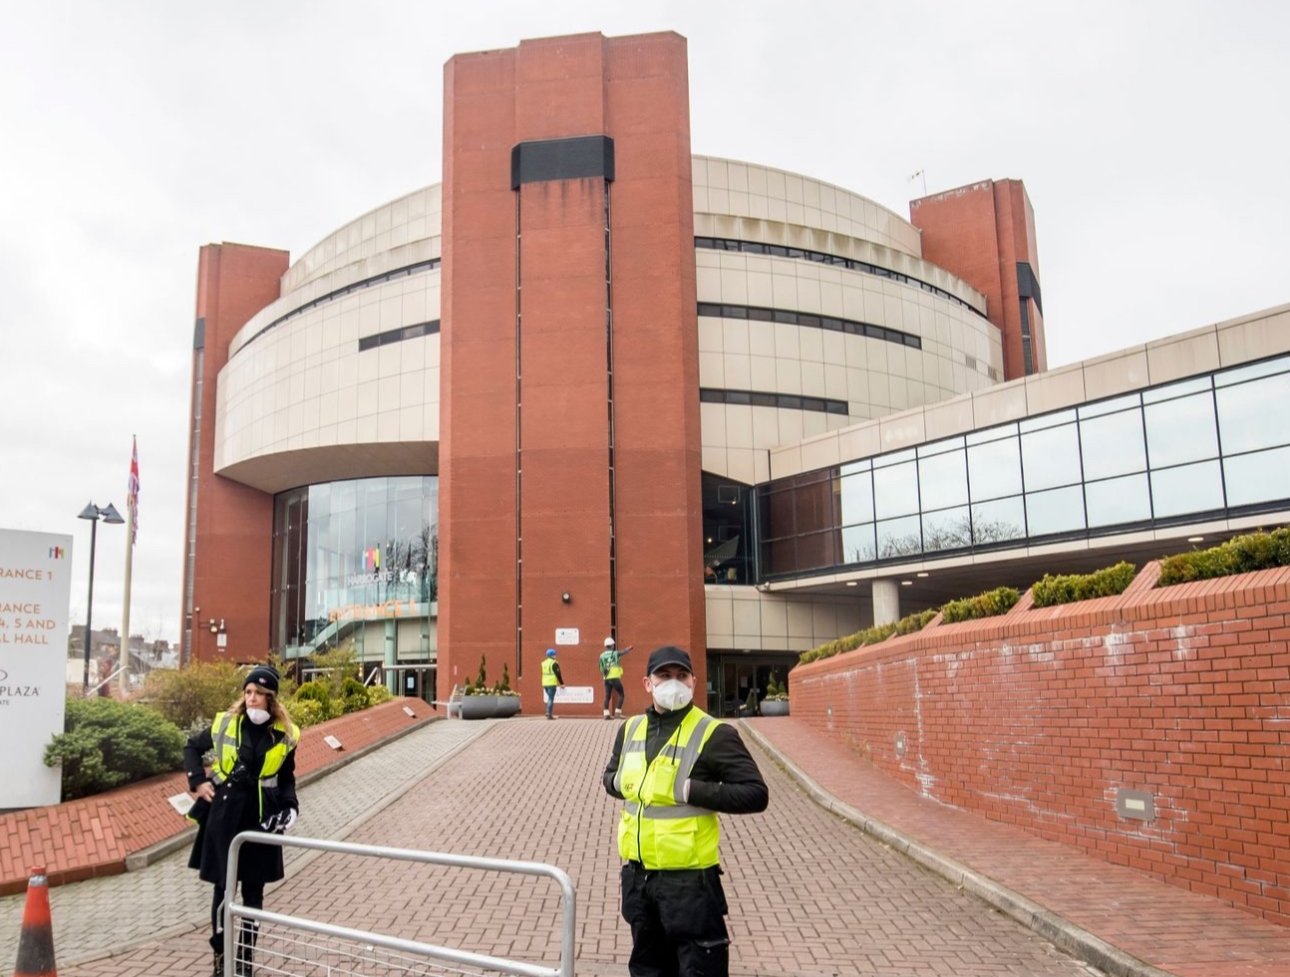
<box><xmin>0</xmin><ymin>529</ymin><xmax>73</xmax><ymax>809</ymax></box>
<box><xmin>555</xmin><ymin>628</ymin><xmax>580</xmax><ymax>645</ymax></box>
<box><xmin>554</xmin><ymin>685</ymin><xmax>595</xmax><ymax>704</ymax></box>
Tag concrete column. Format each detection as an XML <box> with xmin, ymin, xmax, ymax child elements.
<box><xmin>873</xmin><ymin>579</ymin><xmax>900</xmax><ymax>627</ymax></box>
<box><xmin>384</xmin><ymin>619</ymin><xmax>398</xmax><ymax>695</ymax></box>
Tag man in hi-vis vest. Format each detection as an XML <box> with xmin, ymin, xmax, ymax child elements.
<box><xmin>602</xmin><ymin>646</ymin><xmax>768</xmax><ymax>977</ymax></box>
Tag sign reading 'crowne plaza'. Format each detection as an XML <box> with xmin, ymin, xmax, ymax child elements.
<box><xmin>0</xmin><ymin>528</ymin><xmax>73</xmax><ymax>808</ymax></box>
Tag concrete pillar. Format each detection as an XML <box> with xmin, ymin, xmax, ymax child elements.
<box><xmin>873</xmin><ymin>579</ymin><xmax>900</xmax><ymax>627</ymax></box>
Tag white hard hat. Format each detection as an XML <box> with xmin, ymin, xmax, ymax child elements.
<box><xmin>604</xmin><ymin>637</ymin><xmax>616</xmax><ymax>647</ymax></box>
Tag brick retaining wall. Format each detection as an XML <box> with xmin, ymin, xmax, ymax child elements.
<box><xmin>0</xmin><ymin>698</ymin><xmax>434</xmax><ymax>895</ymax></box>
<box><xmin>791</xmin><ymin>561</ymin><xmax>1290</xmax><ymax>925</ymax></box>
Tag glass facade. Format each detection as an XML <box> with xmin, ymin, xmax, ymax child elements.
<box><xmin>270</xmin><ymin>476</ymin><xmax>438</xmax><ymax>659</ymax></box>
<box><xmin>757</xmin><ymin>355</ymin><xmax>1290</xmax><ymax>579</ymax></box>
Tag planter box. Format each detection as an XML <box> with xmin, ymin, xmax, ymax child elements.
<box><xmin>460</xmin><ymin>695</ymin><xmax>522</xmax><ymax>719</ymax></box>
<box><xmin>760</xmin><ymin>699</ymin><xmax>790</xmax><ymax>717</ymax></box>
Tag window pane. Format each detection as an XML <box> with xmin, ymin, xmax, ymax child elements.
<box><xmin>873</xmin><ymin>461</ymin><xmax>919</xmax><ymax>519</ymax></box>
<box><xmin>971</xmin><ymin>497</ymin><xmax>1026</xmax><ymax>544</ymax></box>
<box><xmin>792</xmin><ymin>481</ymin><xmax>836</xmax><ymax>534</ymax></box>
<box><xmin>918</xmin><ymin>450</ymin><xmax>968</xmax><ymax>511</ymax></box>
<box><xmin>839</xmin><ymin>471</ymin><xmax>874</xmax><ymax>525</ymax></box>
<box><xmin>1144</xmin><ymin>393</ymin><xmax>1218</xmax><ymax>468</ymax></box>
<box><xmin>1085</xmin><ymin>474</ymin><xmax>1151</xmax><ymax>528</ymax></box>
<box><xmin>1223</xmin><ymin>447</ymin><xmax>1290</xmax><ymax>508</ymax></box>
<box><xmin>876</xmin><ymin>515</ymin><xmax>922</xmax><ymax>558</ymax></box>
<box><xmin>1080</xmin><ymin>410</ymin><xmax>1147</xmax><ymax>480</ymax></box>
<box><xmin>922</xmin><ymin>506</ymin><xmax>971</xmax><ymax>552</ymax></box>
<box><xmin>795</xmin><ymin>530</ymin><xmax>838</xmax><ymax>571</ymax></box>
<box><xmin>1025</xmin><ymin>485</ymin><xmax>1085</xmax><ymax>536</ymax></box>
<box><xmin>968</xmin><ymin>437</ymin><xmax>1022</xmax><ymax>501</ymax></box>
<box><xmin>1216</xmin><ymin>373</ymin><xmax>1290</xmax><ymax>454</ymax></box>
<box><xmin>841</xmin><ymin>523</ymin><xmax>876</xmax><ymax>563</ymax></box>
<box><xmin>1021</xmin><ymin>423</ymin><xmax>1082</xmax><ymax>491</ymax></box>
<box><xmin>1150</xmin><ymin>460</ymin><xmax>1224</xmax><ymax>518</ymax></box>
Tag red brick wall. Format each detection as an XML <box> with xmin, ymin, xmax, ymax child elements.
<box><xmin>790</xmin><ymin>562</ymin><xmax>1290</xmax><ymax>925</ymax></box>
<box><xmin>440</xmin><ymin>32</ymin><xmax>704</xmax><ymax>713</ymax></box>
<box><xmin>184</xmin><ymin>244</ymin><xmax>289</xmax><ymax>664</ymax></box>
<box><xmin>910</xmin><ymin>179</ymin><xmax>1045</xmax><ymax>380</ymax></box>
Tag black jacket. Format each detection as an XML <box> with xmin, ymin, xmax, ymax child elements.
<box><xmin>184</xmin><ymin>715</ymin><xmax>298</xmax><ymax>887</ymax></box>
<box><xmin>602</xmin><ymin>704</ymin><xmax>769</xmax><ymax>816</ymax></box>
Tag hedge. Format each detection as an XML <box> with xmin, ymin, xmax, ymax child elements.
<box><xmin>799</xmin><ymin>608</ymin><xmax>937</xmax><ymax>664</ymax></box>
<box><xmin>1158</xmin><ymin>528</ymin><xmax>1290</xmax><ymax>586</ymax></box>
<box><xmin>940</xmin><ymin>585</ymin><xmax>1020</xmax><ymax>623</ymax></box>
<box><xmin>45</xmin><ymin>698</ymin><xmax>185</xmax><ymax>800</ymax></box>
<box><xmin>1032</xmin><ymin>561</ymin><xmax>1136</xmax><ymax>608</ymax></box>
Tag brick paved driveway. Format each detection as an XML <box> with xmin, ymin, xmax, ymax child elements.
<box><xmin>58</xmin><ymin>719</ymin><xmax>1101</xmax><ymax>976</ymax></box>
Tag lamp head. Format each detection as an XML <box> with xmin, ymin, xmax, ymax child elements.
<box><xmin>101</xmin><ymin>504</ymin><xmax>125</xmax><ymax>525</ymax></box>
<box><xmin>78</xmin><ymin>502</ymin><xmax>99</xmax><ymax>521</ymax></box>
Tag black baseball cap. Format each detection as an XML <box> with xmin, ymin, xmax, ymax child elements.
<box><xmin>645</xmin><ymin>646</ymin><xmax>693</xmax><ymax>675</ymax></box>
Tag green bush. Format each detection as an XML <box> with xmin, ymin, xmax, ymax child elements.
<box><xmin>799</xmin><ymin>608</ymin><xmax>937</xmax><ymax>664</ymax></box>
<box><xmin>284</xmin><ymin>698</ymin><xmax>329</xmax><ymax>728</ymax></box>
<box><xmin>45</xmin><ymin>698</ymin><xmax>185</xmax><ymax>800</ymax></box>
<box><xmin>141</xmin><ymin>660</ymin><xmax>246</xmax><ymax>729</ymax></box>
<box><xmin>340</xmin><ymin>677</ymin><xmax>370</xmax><ymax>712</ymax></box>
<box><xmin>764</xmin><ymin>672</ymin><xmax>789</xmax><ymax>701</ymax></box>
<box><xmin>294</xmin><ymin>681</ymin><xmax>331</xmax><ymax>703</ymax></box>
<box><xmin>368</xmin><ymin>685</ymin><xmax>392</xmax><ymax>705</ymax></box>
<box><xmin>304</xmin><ymin>646</ymin><xmax>360</xmax><ymax>699</ymax></box>
<box><xmin>1158</xmin><ymin>528</ymin><xmax>1290</xmax><ymax>586</ymax></box>
<box><xmin>940</xmin><ymin>586</ymin><xmax>1020</xmax><ymax>624</ymax></box>
<box><xmin>1032</xmin><ymin>561</ymin><xmax>1137</xmax><ymax>607</ymax></box>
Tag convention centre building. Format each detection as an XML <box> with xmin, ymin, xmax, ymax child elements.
<box><xmin>180</xmin><ymin>30</ymin><xmax>1290</xmax><ymax>716</ymax></box>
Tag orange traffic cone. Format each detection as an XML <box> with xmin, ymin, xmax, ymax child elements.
<box><xmin>13</xmin><ymin>867</ymin><xmax>57</xmax><ymax>977</ymax></box>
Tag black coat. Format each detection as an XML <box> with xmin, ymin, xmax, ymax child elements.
<box><xmin>184</xmin><ymin>714</ymin><xmax>298</xmax><ymax>888</ymax></box>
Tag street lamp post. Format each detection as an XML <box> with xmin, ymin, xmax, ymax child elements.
<box><xmin>78</xmin><ymin>502</ymin><xmax>124</xmax><ymax>693</ymax></box>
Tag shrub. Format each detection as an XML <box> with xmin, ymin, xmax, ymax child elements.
<box><xmin>764</xmin><ymin>672</ymin><xmax>789</xmax><ymax>701</ymax></box>
<box><xmin>45</xmin><ymin>698</ymin><xmax>185</xmax><ymax>800</ymax></box>
<box><xmin>368</xmin><ymin>685</ymin><xmax>392</xmax><ymax>705</ymax></box>
<box><xmin>492</xmin><ymin>661</ymin><xmax>519</xmax><ymax>696</ymax></box>
<box><xmin>744</xmin><ymin>688</ymin><xmax>758</xmax><ymax>715</ymax></box>
<box><xmin>1032</xmin><ymin>561</ymin><xmax>1137</xmax><ymax>608</ymax></box>
<box><xmin>940</xmin><ymin>586</ymin><xmax>1020</xmax><ymax>624</ymax></box>
<box><xmin>141</xmin><ymin>660</ymin><xmax>246</xmax><ymax>729</ymax></box>
<box><xmin>1158</xmin><ymin>528</ymin><xmax>1290</xmax><ymax>586</ymax></box>
<box><xmin>284</xmin><ymin>698</ymin><xmax>329</xmax><ymax>728</ymax></box>
<box><xmin>294</xmin><ymin>680</ymin><xmax>331</xmax><ymax>704</ymax></box>
<box><xmin>799</xmin><ymin>608</ymin><xmax>937</xmax><ymax>664</ymax></box>
<box><xmin>304</xmin><ymin>646</ymin><xmax>361</xmax><ymax>699</ymax></box>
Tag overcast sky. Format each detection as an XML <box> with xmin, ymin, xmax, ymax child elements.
<box><xmin>1</xmin><ymin>1</ymin><xmax>1285</xmax><ymax>645</ymax></box>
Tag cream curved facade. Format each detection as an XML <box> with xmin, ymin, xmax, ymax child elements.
<box><xmin>213</xmin><ymin>159</ymin><xmax>1002</xmax><ymax>494</ymax></box>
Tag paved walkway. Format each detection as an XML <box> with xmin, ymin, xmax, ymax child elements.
<box><xmin>4</xmin><ymin>714</ymin><xmax>1284</xmax><ymax>976</ymax></box>
<box><xmin>9</xmin><ymin>717</ymin><xmax>1102</xmax><ymax>977</ymax></box>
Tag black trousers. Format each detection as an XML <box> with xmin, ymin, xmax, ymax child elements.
<box><xmin>210</xmin><ymin>880</ymin><xmax>264</xmax><ymax>951</ymax></box>
<box><xmin>603</xmin><ymin>679</ymin><xmax>626</xmax><ymax>711</ymax></box>
<box><xmin>620</xmin><ymin>862</ymin><xmax>730</xmax><ymax>977</ymax></box>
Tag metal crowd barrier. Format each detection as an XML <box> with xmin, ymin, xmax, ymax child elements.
<box><xmin>225</xmin><ymin>833</ymin><xmax>576</xmax><ymax>977</ymax></box>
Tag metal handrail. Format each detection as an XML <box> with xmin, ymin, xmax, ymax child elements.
<box><xmin>225</xmin><ymin>832</ymin><xmax>576</xmax><ymax>977</ymax></box>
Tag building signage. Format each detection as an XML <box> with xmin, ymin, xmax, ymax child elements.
<box><xmin>0</xmin><ymin>529</ymin><xmax>73</xmax><ymax>809</ymax></box>
<box><xmin>555</xmin><ymin>628</ymin><xmax>579</xmax><ymax>645</ymax></box>
<box><xmin>554</xmin><ymin>685</ymin><xmax>595</xmax><ymax>704</ymax></box>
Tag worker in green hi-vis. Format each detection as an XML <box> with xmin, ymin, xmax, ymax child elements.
<box><xmin>599</xmin><ymin>636</ymin><xmax>634</xmax><ymax>720</ymax></box>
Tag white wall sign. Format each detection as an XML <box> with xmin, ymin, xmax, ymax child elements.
<box><xmin>554</xmin><ymin>685</ymin><xmax>595</xmax><ymax>704</ymax></box>
<box><xmin>555</xmin><ymin>628</ymin><xmax>579</xmax><ymax>645</ymax></box>
<box><xmin>0</xmin><ymin>529</ymin><xmax>73</xmax><ymax>809</ymax></box>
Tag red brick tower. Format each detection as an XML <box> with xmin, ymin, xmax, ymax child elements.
<box><xmin>910</xmin><ymin>180</ymin><xmax>1045</xmax><ymax>380</ymax></box>
<box><xmin>180</xmin><ymin>244</ymin><xmax>288</xmax><ymax>664</ymax></box>
<box><xmin>438</xmin><ymin>32</ymin><xmax>704</xmax><ymax>714</ymax></box>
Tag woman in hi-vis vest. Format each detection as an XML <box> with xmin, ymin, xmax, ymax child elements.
<box><xmin>184</xmin><ymin>664</ymin><xmax>299</xmax><ymax>977</ymax></box>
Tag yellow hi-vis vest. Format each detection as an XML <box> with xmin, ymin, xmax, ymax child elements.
<box><xmin>208</xmin><ymin>710</ymin><xmax>300</xmax><ymax>819</ymax></box>
<box><xmin>541</xmin><ymin>658</ymin><xmax>559</xmax><ymax>687</ymax></box>
<box><xmin>614</xmin><ymin>707</ymin><xmax>722</xmax><ymax>869</ymax></box>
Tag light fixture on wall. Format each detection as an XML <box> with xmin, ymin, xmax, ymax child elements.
<box><xmin>561</xmin><ymin>591</ymin><xmax>571</xmax><ymax>604</ymax></box>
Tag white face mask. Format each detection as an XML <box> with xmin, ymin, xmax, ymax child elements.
<box><xmin>651</xmin><ymin>678</ymin><xmax>693</xmax><ymax>712</ymax></box>
<box><xmin>246</xmin><ymin>708</ymin><xmax>271</xmax><ymax>725</ymax></box>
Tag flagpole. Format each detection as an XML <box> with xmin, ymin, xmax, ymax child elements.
<box><xmin>120</xmin><ymin>436</ymin><xmax>137</xmax><ymax>695</ymax></box>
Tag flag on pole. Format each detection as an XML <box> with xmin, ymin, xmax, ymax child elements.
<box><xmin>127</xmin><ymin>436</ymin><xmax>140</xmax><ymax>545</ymax></box>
